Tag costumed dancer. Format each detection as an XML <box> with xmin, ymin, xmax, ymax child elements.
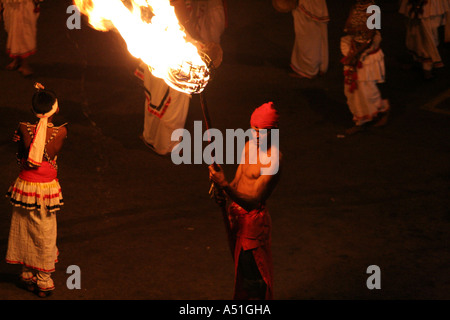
<box><xmin>5</xmin><ymin>83</ymin><xmax>67</xmax><ymax>298</ymax></box>
<box><xmin>135</xmin><ymin>64</ymin><xmax>191</xmax><ymax>155</ymax></box>
<box><xmin>209</xmin><ymin>102</ymin><xmax>282</xmax><ymax>300</ymax></box>
<box><xmin>399</xmin><ymin>0</ymin><xmax>450</xmax><ymax>78</ymax></box>
<box><xmin>289</xmin><ymin>0</ymin><xmax>329</xmax><ymax>79</ymax></box>
<box><xmin>136</xmin><ymin>0</ymin><xmax>225</xmax><ymax>155</ymax></box>
<box><xmin>1</xmin><ymin>0</ymin><xmax>42</xmax><ymax>76</ymax></box>
<box><xmin>341</xmin><ymin>0</ymin><xmax>390</xmax><ymax>135</ymax></box>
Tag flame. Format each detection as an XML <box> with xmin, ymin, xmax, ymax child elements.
<box><xmin>73</xmin><ymin>0</ymin><xmax>210</xmax><ymax>94</ymax></box>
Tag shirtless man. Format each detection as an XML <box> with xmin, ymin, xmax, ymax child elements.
<box><xmin>209</xmin><ymin>102</ymin><xmax>281</xmax><ymax>300</ymax></box>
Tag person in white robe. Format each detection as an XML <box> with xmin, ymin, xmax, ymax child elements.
<box><xmin>1</xmin><ymin>0</ymin><xmax>41</xmax><ymax>76</ymax></box>
<box><xmin>399</xmin><ymin>0</ymin><xmax>450</xmax><ymax>78</ymax></box>
<box><xmin>137</xmin><ymin>0</ymin><xmax>225</xmax><ymax>155</ymax></box>
<box><xmin>185</xmin><ymin>0</ymin><xmax>226</xmax><ymax>45</ymax></box>
<box><xmin>341</xmin><ymin>0</ymin><xmax>390</xmax><ymax>135</ymax></box>
<box><xmin>136</xmin><ymin>66</ymin><xmax>191</xmax><ymax>155</ymax></box>
<box><xmin>290</xmin><ymin>0</ymin><xmax>329</xmax><ymax>79</ymax></box>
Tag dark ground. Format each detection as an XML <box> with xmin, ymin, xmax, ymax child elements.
<box><xmin>0</xmin><ymin>0</ymin><xmax>449</xmax><ymax>301</ymax></box>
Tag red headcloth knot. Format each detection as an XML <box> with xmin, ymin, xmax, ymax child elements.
<box><xmin>250</xmin><ymin>102</ymin><xmax>279</xmax><ymax>129</ymax></box>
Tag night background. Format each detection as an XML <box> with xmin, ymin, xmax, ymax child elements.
<box><xmin>0</xmin><ymin>0</ymin><xmax>449</xmax><ymax>300</ymax></box>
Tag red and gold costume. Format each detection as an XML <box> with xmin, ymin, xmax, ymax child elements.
<box><xmin>223</xmin><ymin>102</ymin><xmax>279</xmax><ymax>300</ymax></box>
<box><xmin>5</xmin><ymin>89</ymin><xmax>66</xmax><ymax>294</ymax></box>
<box><xmin>227</xmin><ymin>202</ymin><xmax>273</xmax><ymax>300</ymax></box>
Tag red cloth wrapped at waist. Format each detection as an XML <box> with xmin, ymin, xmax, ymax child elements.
<box><xmin>228</xmin><ymin>202</ymin><xmax>271</xmax><ymax>250</ymax></box>
<box><xmin>19</xmin><ymin>161</ymin><xmax>57</xmax><ymax>183</ymax></box>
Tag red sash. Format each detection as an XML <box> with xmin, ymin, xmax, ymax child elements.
<box><xmin>19</xmin><ymin>161</ymin><xmax>57</xmax><ymax>183</ymax></box>
<box><xmin>228</xmin><ymin>202</ymin><xmax>273</xmax><ymax>300</ymax></box>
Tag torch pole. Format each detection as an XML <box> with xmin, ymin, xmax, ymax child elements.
<box><xmin>199</xmin><ymin>92</ymin><xmax>234</xmax><ymax>254</ymax></box>
<box><xmin>199</xmin><ymin>92</ymin><xmax>212</xmax><ymax>132</ymax></box>
<box><xmin>199</xmin><ymin>92</ymin><xmax>219</xmax><ymax>188</ymax></box>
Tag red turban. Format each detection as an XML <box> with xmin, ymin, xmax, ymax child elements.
<box><xmin>250</xmin><ymin>102</ymin><xmax>279</xmax><ymax>129</ymax></box>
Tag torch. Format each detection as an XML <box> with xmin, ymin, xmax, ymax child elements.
<box><xmin>73</xmin><ymin>0</ymin><xmax>225</xmax><ymax>205</ymax></box>
<box><xmin>199</xmin><ymin>90</ymin><xmax>226</xmax><ymax>207</ymax></box>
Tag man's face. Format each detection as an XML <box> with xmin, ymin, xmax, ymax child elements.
<box><xmin>251</xmin><ymin>126</ymin><xmax>269</xmax><ymax>146</ymax></box>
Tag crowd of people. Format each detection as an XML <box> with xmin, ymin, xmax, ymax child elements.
<box><xmin>1</xmin><ymin>0</ymin><xmax>449</xmax><ymax>299</ymax></box>
<box><xmin>285</xmin><ymin>0</ymin><xmax>449</xmax><ymax>134</ymax></box>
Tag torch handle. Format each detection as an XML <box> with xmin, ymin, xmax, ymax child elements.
<box><xmin>200</xmin><ymin>93</ymin><xmax>226</xmax><ymax>207</ymax></box>
<box><xmin>200</xmin><ymin>92</ymin><xmax>215</xmax><ymax>163</ymax></box>
<box><xmin>200</xmin><ymin>92</ymin><xmax>212</xmax><ymax>131</ymax></box>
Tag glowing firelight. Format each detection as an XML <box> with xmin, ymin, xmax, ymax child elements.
<box><xmin>73</xmin><ymin>0</ymin><xmax>211</xmax><ymax>94</ymax></box>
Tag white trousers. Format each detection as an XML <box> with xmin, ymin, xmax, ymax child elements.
<box><xmin>405</xmin><ymin>14</ymin><xmax>446</xmax><ymax>70</ymax></box>
<box><xmin>345</xmin><ymin>81</ymin><xmax>389</xmax><ymax>126</ymax></box>
<box><xmin>291</xmin><ymin>6</ymin><xmax>329</xmax><ymax>78</ymax></box>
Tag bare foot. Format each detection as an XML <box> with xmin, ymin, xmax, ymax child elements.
<box><xmin>345</xmin><ymin>124</ymin><xmax>367</xmax><ymax>135</ymax></box>
<box><xmin>288</xmin><ymin>70</ymin><xmax>313</xmax><ymax>79</ymax></box>
<box><xmin>373</xmin><ymin>111</ymin><xmax>389</xmax><ymax>127</ymax></box>
<box><xmin>37</xmin><ymin>290</ymin><xmax>52</xmax><ymax>298</ymax></box>
<box><xmin>6</xmin><ymin>59</ymin><xmax>20</xmax><ymax>70</ymax></box>
<box><xmin>18</xmin><ymin>65</ymin><xmax>33</xmax><ymax>77</ymax></box>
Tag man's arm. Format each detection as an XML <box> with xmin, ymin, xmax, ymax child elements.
<box><xmin>209</xmin><ymin>162</ymin><xmax>281</xmax><ymax>212</ymax></box>
<box><xmin>227</xmin><ymin>173</ymin><xmax>279</xmax><ymax>212</ymax></box>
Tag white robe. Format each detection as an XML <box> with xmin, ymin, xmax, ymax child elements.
<box><xmin>6</xmin><ymin>205</ymin><xmax>58</xmax><ymax>273</ymax></box>
<box><xmin>290</xmin><ymin>0</ymin><xmax>329</xmax><ymax>78</ymax></box>
<box><xmin>1</xmin><ymin>0</ymin><xmax>39</xmax><ymax>58</ymax></box>
<box><xmin>341</xmin><ymin>34</ymin><xmax>388</xmax><ymax>126</ymax></box>
<box><xmin>186</xmin><ymin>0</ymin><xmax>226</xmax><ymax>44</ymax></box>
<box><xmin>139</xmin><ymin>1</ymin><xmax>225</xmax><ymax>155</ymax></box>
<box><xmin>139</xmin><ymin>65</ymin><xmax>191</xmax><ymax>155</ymax></box>
<box><xmin>399</xmin><ymin>0</ymin><xmax>450</xmax><ymax>69</ymax></box>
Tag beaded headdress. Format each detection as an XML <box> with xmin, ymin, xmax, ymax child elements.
<box><xmin>344</xmin><ymin>0</ymin><xmax>376</xmax><ymax>43</ymax></box>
